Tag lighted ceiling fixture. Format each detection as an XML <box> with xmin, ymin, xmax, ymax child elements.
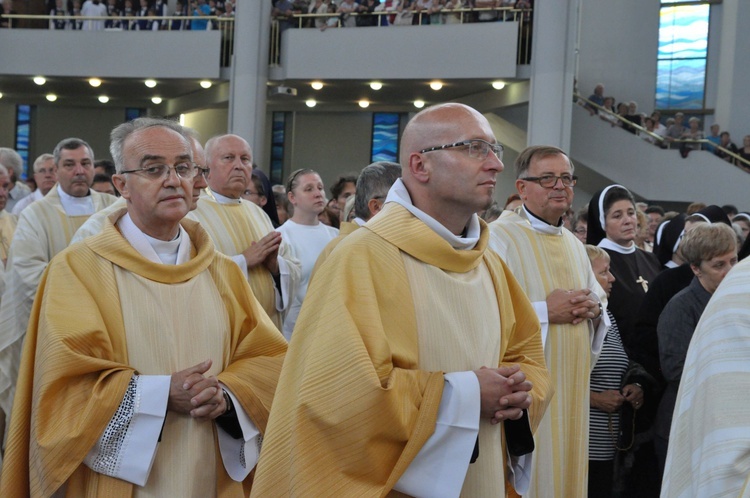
<box><xmin>413</xmin><ymin>100</ymin><xmax>425</xmax><ymax>109</ymax></box>
<box><xmin>33</xmin><ymin>76</ymin><xmax>46</xmax><ymax>86</ymax></box>
<box><xmin>491</xmin><ymin>81</ymin><xmax>506</xmax><ymax>90</ymax></box>
<box><xmin>0</xmin><ymin>92</ymin><xmax>3</xmax><ymax>99</ymax></box>
<box><xmin>145</xmin><ymin>79</ymin><xmax>157</xmax><ymax>88</ymax></box>
<box><xmin>46</xmin><ymin>94</ymin><xmax>57</xmax><ymax>102</ymax></box>
<box><xmin>311</xmin><ymin>81</ymin><xmax>324</xmax><ymax>90</ymax></box>
<box><xmin>89</xmin><ymin>78</ymin><xmax>102</xmax><ymax>88</ymax></box>
<box><xmin>369</xmin><ymin>81</ymin><xmax>383</xmax><ymax>91</ymax></box>
<box><xmin>305</xmin><ymin>99</ymin><xmax>317</xmax><ymax>108</ymax></box>
<box><xmin>358</xmin><ymin>100</ymin><xmax>370</xmax><ymax>109</ymax></box>
<box><xmin>429</xmin><ymin>81</ymin><xmax>443</xmax><ymax>91</ymax></box>
<box><xmin>200</xmin><ymin>80</ymin><xmax>212</xmax><ymax>89</ymax></box>
<box><xmin>98</xmin><ymin>95</ymin><xmax>109</xmax><ymax>103</ymax></box>
<box><xmin>151</xmin><ymin>97</ymin><xmax>163</xmax><ymax>104</ymax></box>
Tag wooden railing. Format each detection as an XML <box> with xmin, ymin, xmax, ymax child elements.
<box><xmin>575</xmin><ymin>94</ymin><xmax>750</xmax><ymax>173</ymax></box>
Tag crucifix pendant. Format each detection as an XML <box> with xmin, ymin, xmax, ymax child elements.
<box><xmin>636</xmin><ymin>275</ymin><xmax>649</xmax><ymax>293</ymax></box>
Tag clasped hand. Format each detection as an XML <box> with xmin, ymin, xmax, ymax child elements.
<box><xmin>474</xmin><ymin>364</ymin><xmax>533</xmax><ymax>425</ymax></box>
<box><xmin>242</xmin><ymin>231</ymin><xmax>281</xmax><ymax>274</ymax></box>
<box><xmin>168</xmin><ymin>359</ymin><xmax>226</xmax><ymax>421</ymax></box>
<box><xmin>547</xmin><ymin>288</ymin><xmax>599</xmax><ymax>325</ymax></box>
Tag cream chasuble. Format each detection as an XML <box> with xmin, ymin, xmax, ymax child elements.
<box><xmin>0</xmin><ymin>187</ymin><xmax>117</xmax><ymax>438</ymax></box>
<box><xmin>489</xmin><ymin>208</ymin><xmax>607</xmax><ymax>498</ymax></box>
<box><xmin>251</xmin><ymin>202</ymin><xmax>552</xmax><ymax>497</ymax></box>
<box><xmin>0</xmin><ymin>215</ymin><xmax>287</xmax><ymax>497</ymax></box>
<box><xmin>404</xmin><ymin>253</ymin><xmax>505</xmax><ymax>497</ymax></box>
<box><xmin>662</xmin><ymin>258</ymin><xmax>750</xmax><ymax>498</ymax></box>
<box><xmin>192</xmin><ymin>193</ymin><xmax>300</xmax><ymax>329</ymax></box>
<box><xmin>0</xmin><ymin>210</ymin><xmax>17</xmax><ymax>263</ymax></box>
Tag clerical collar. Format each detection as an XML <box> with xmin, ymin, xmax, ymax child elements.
<box><xmin>598</xmin><ymin>237</ymin><xmax>636</xmax><ymax>254</ymax></box>
<box><xmin>207</xmin><ymin>188</ymin><xmax>241</xmax><ymax>205</ymax></box>
<box><xmin>57</xmin><ymin>184</ymin><xmax>95</xmax><ymax>216</ymax></box>
<box><xmin>117</xmin><ymin>213</ymin><xmax>191</xmax><ymax>265</ymax></box>
<box><xmin>522</xmin><ymin>205</ymin><xmax>563</xmax><ymax>235</ymax></box>
<box><xmin>383</xmin><ymin>178</ymin><xmax>480</xmax><ymax>250</ymax></box>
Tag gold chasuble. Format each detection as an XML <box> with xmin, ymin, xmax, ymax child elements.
<box><xmin>0</xmin><ymin>215</ymin><xmax>287</xmax><ymax>497</ymax></box>
<box><xmin>489</xmin><ymin>209</ymin><xmax>607</xmax><ymax>498</ymax></box>
<box><xmin>251</xmin><ymin>203</ymin><xmax>551</xmax><ymax>497</ymax></box>
<box><xmin>0</xmin><ymin>209</ymin><xmax>17</xmax><ymax>263</ymax></box>
<box><xmin>192</xmin><ymin>193</ymin><xmax>299</xmax><ymax>329</ymax></box>
<box><xmin>309</xmin><ymin>220</ymin><xmax>360</xmax><ymax>279</ymax></box>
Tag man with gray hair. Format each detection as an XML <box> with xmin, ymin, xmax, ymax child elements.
<box><xmin>312</xmin><ymin>160</ymin><xmax>402</xmax><ymax>276</ymax></box>
<box><xmin>0</xmin><ymin>164</ymin><xmax>17</xmax><ymax>265</ymax></box>
<box><xmin>0</xmin><ymin>138</ymin><xmax>118</xmax><ymax>452</ymax></box>
<box><xmin>0</xmin><ymin>148</ymin><xmax>31</xmax><ymax>213</ymax></box>
<box><xmin>0</xmin><ymin>117</ymin><xmax>287</xmax><ymax>496</ymax></box>
<box><xmin>11</xmin><ymin>153</ymin><xmax>58</xmax><ymax>215</ymax></box>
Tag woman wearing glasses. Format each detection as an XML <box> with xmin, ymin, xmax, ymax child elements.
<box><xmin>587</xmin><ymin>184</ymin><xmax>662</xmax><ymax>496</ymax></box>
<box><xmin>275</xmin><ymin>169</ymin><xmax>338</xmax><ymax>341</ymax></box>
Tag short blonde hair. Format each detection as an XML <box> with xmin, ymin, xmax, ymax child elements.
<box><xmin>585</xmin><ymin>244</ymin><xmax>609</xmax><ymax>263</ymax></box>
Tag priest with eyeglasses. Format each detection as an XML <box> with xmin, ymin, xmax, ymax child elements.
<box><xmin>0</xmin><ymin>118</ymin><xmax>287</xmax><ymax>497</ymax></box>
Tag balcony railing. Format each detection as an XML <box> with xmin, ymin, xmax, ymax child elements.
<box><xmin>270</xmin><ymin>6</ymin><xmax>532</xmax><ymax>66</ymax></box>
<box><xmin>1</xmin><ymin>14</ymin><xmax>236</xmax><ymax>67</ymax></box>
<box><xmin>576</xmin><ymin>93</ymin><xmax>750</xmax><ymax>173</ymax></box>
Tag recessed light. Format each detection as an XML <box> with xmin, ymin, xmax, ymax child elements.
<box><xmin>358</xmin><ymin>100</ymin><xmax>370</xmax><ymax>109</ymax></box>
<box><xmin>414</xmin><ymin>100</ymin><xmax>425</xmax><ymax>109</ymax></box>
<box><xmin>145</xmin><ymin>79</ymin><xmax>157</xmax><ymax>88</ymax></box>
<box><xmin>0</xmin><ymin>92</ymin><xmax>3</xmax><ymax>99</ymax></box>
<box><xmin>305</xmin><ymin>99</ymin><xmax>317</xmax><ymax>108</ymax></box>
<box><xmin>370</xmin><ymin>81</ymin><xmax>383</xmax><ymax>91</ymax></box>
<box><xmin>429</xmin><ymin>81</ymin><xmax>443</xmax><ymax>91</ymax></box>
<box><xmin>200</xmin><ymin>80</ymin><xmax>212</xmax><ymax>89</ymax></box>
<box><xmin>492</xmin><ymin>81</ymin><xmax>506</xmax><ymax>90</ymax></box>
<box><xmin>89</xmin><ymin>78</ymin><xmax>102</xmax><ymax>87</ymax></box>
<box><xmin>311</xmin><ymin>81</ymin><xmax>324</xmax><ymax>90</ymax></box>
<box><xmin>34</xmin><ymin>76</ymin><xmax>46</xmax><ymax>86</ymax></box>
<box><xmin>151</xmin><ymin>97</ymin><xmax>163</xmax><ymax>104</ymax></box>
<box><xmin>98</xmin><ymin>95</ymin><xmax>109</xmax><ymax>103</ymax></box>
<box><xmin>46</xmin><ymin>94</ymin><xmax>57</xmax><ymax>102</ymax></box>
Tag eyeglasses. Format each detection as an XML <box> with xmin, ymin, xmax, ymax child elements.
<box><xmin>419</xmin><ymin>139</ymin><xmax>504</xmax><ymax>160</ymax></box>
<box><xmin>520</xmin><ymin>174</ymin><xmax>578</xmax><ymax>188</ymax></box>
<box><xmin>120</xmin><ymin>162</ymin><xmax>200</xmax><ymax>180</ymax></box>
<box><xmin>195</xmin><ymin>166</ymin><xmax>210</xmax><ymax>178</ymax></box>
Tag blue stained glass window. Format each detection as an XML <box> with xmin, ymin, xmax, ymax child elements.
<box><xmin>270</xmin><ymin>112</ymin><xmax>286</xmax><ymax>185</ymax></box>
<box><xmin>15</xmin><ymin>105</ymin><xmax>31</xmax><ymax>178</ymax></box>
<box><xmin>371</xmin><ymin>113</ymin><xmax>399</xmax><ymax>163</ymax></box>
<box><xmin>656</xmin><ymin>3</ymin><xmax>709</xmax><ymax>110</ymax></box>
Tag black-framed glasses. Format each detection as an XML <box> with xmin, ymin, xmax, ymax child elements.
<box><xmin>121</xmin><ymin>162</ymin><xmax>200</xmax><ymax>181</ymax></box>
<box><xmin>419</xmin><ymin>139</ymin><xmax>504</xmax><ymax>160</ymax></box>
<box><xmin>520</xmin><ymin>174</ymin><xmax>578</xmax><ymax>188</ymax></box>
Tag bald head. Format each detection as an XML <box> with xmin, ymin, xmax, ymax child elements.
<box><xmin>204</xmin><ymin>134</ymin><xmax>253</xmax><ymax>198</ymax></box>
<box><xmin>398</xmin><ymin>103</ymin><xmax>504</xmax><ymax>234</ymax></box>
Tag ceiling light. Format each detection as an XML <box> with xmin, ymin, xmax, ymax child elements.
<box><xmin>179</xmin><ymin>114</ymin><xmax>186</xmax><ymax>126</ymax></box>
<box><xmin>46</xmin><ymin>94</ymin><xmax>57</xmax><ymax>102</ymax></box>
<box><xmin>98</xmin><ymin>95</ymin><xmax>109</xmax><ymax>103</ymax></box>
<box><xmin>414</xmin><ymin>100</ymin><xmax>425</xmax><ymax>109</ymax></box>
<box><xmin>311</xmin><ymin>81</ymin><xmax>324</xmax><ymax>90</ymax></box>
<box><xmin>358</xmin><ymin>100</ymin><xmax>370</xmax><ymax>109</ymax></box>
<box><xmin>305</xmin><ymin>99</ymin><xmax>317</xmax><ymax>108</ymax></box>
<box><xmin>492</xmin><ymin>81</ymin><xmax>506</xmax><ymax>90</ymax></box>
<box><xmin>33</xmin><ymin>76</ymin><xmax>46</xmax><ymax>86</ymax></box>
<box><xmin>151</xmin><ymin>97</ymin><xmax>163</xmax><ymax>104</ymax></box>
<box><xmin>0</xmin><ymin>92</ymin><xmax>3</xmax><ymax>99</ymax></box>
<box><xmin>429</xmin><ymin>81</ymin><xmax>443</xmax><ymax>91</ymax></box>
<box><xmin>369</xmin><ymin>81</ymin><xmax>383</xmax><ymax>91</ymax></box>
<box><xmin>145</xmin><ymin>79</ymin><xmax>157</xmax><ymax>88</ymax></box>
<box><xmin>200</xmin><ymin>80</ymin><xmax>212</xmax><ymax>89</ymax></box>
<box><xmin>89</xmin><ymin>78</ymin><xmax>102</xmax><ymax>87</ymax></box>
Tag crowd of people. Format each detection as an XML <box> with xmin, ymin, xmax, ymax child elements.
<box><xmin>45</xmin><ymin>0</ymin><xmax>233</xmax><ymax>31</ymax></box>
<box><xmin>0</xmin><ymin>103</ymin><xmax>747</xmax><ymax>496</ymax></box>
<box><xmin>581</xmin><ymin>82</ymin><xmax>750</xmax><ymax>167</ymax></box>
<box><xmin>273</xmin><ymin>0</ymin><xmax>532</xmax><ymax>30</ymax></box>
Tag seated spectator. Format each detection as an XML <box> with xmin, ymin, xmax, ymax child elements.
<box><xmin>739</xmin><ymin>135</ymin><xmax>750</xmax><ymax>167</ymax></box>
<box><xmin>679</xmin><ymin>117</ymin><xmax>704</xmax><ymax>158</ymax></box>
<box><xmin>309</xmin><ymin>0</ymin><xmax>338</xmax><ymax>30</ymax></box>
<box><xmin>715</xmin><ymin>131</ymin><xmax>738</xmax><ymax>162</ymax></box>
<box><xmin>191</xmin><ymin>0</ymin><xmax>211</xmax><ymax>30</ymax></box>
<box><xmin>411</xmin><ymin>0</ymin><xmax>433</xmax><ymax>24</ymax></box>
<box><xmin>104</xmin><ymin>0</ymin><xmax>121</xmax><ymax>28</ymax></box>
<box><xmin>475</xmin><ymin>0</ymin><xmax>498</xmax><ymax>23</ymax></box>
<box><xmin>586</xmin><ymin>83</ymin><xmax>605</xmax><ymax>115</ymax></box>
<box><xmin>429</xmin><ymin>0</ymin><xmax>445</xmax><ymax>25</ymax></box>
<box><xmin>171</xmin><ymin>0</ymin><xmax>189</xmax><ymax>30</ymax></box>
<box><xmin>599</xmin><ymin>96</ymin><xmax>618</xmax><ymax>125</ymax></box>
<box><xmin>357</xmin><ymin>0</ymin><xmax>380</xmax><ymax>25</ymax></box>
<box><xmin>374</xmin><ymin>0</ymin><xmax>400</xmax><ymax>26</ymax></box>
<box><xmin>70</xmin><ymin>0</ymin><xmax>83</xmax><ymax>30</ymax></box>
<box><xmin>614</xmin><ymin>102</ymin><xmax>629</xmax><ymax>128</ymax></box>
<box><xmin>49</xmin><ymin>0</ymin><xmax>68</xmax><ymax>29</ymax></box>
<box><xmin>705</xmin><ymin>123</ymin><xmax>721</xmax><ymax>153</ymax></box>
<box><xmin>622</xmin><ymin>101</ymin><xmax>641</xmax><ymax>135</ymax></box>
<box><xmin>442</xmin><ymin>0</ymin><xmax>463</xmax><ymax>24</ymax></box>
<box><xmin>640</xmin><ymin>117</ymin><xmax>659</xmax><ymax>145</ymax></box>
<box><xmin>135</xmin><ymin>0</ymin><xmax>149</xmax><ymax>30</ymax></box>
<box><xmin>665</xmin><ymin>112</ymin><xmax>686</xmax><ymax>147</ymax></box>
<box><xmin>651</xmin><ymin>110</ymin><xmax>667</xmax><ymax>138</ymax></box>
<box><xmin>121</xmin><ymin>0</ymin><xmax>135</xmax><ymax>29</ymax></box>
<box><xmin>392</xmin><ymin>0</ymin><xmax>415</xmax><ymax>25</ymax></box>
<box><xmin>337</xmin><ymin>0</ymin><xmax>359</xmax><ymax>27</ymax></box>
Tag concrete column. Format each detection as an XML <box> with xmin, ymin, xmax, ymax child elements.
<box><xmin>227</xmin><ymin>0</ymin><xmax>270</xmax><ymax>164</ymax></box>
<box><xmin>526</xmin><ymin>0</ymin><xmax>579</xmax><ymax>149</ymax></box>
<box><xmin>713</xmin><ymin>0</ymin><xmax>750</xmax><ymax>140</ymax></box>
